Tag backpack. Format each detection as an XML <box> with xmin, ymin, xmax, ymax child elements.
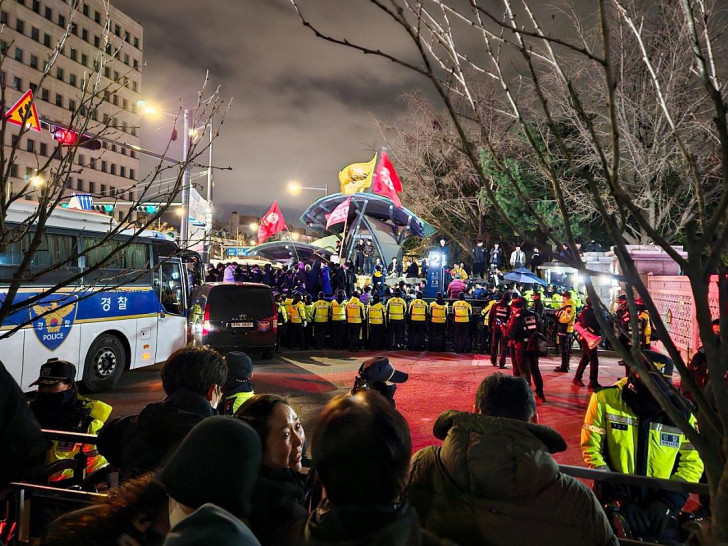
<box><xmin>528</xmin><ymin>332</ymin><xmax>549</xmax><ymax>356</ymax></box>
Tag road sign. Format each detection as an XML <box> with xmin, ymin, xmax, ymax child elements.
<box><xmin>5</xmin><ymin>89</ymin><xmax>41</xmax><ymax>132</ymax></box>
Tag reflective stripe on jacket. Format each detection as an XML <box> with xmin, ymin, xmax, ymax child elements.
<box><xmin>313</xmin><ymin>300</ymin><xmax>330</xmax><ymax>322</ymax></box>
<box><xmin>409</xmin><ymin>299</ymin><xmax>428</xmax><ymax>322</ymax></box>
<box><xmin>453</xmin><ymin>301</ymin><xmax>472</xmax><ymax>323</ymax></box>
<box><xmin>331</xmin><ymin>300</ymin><xmax>347</xmax><ymax>321</ymax></box>
<box><xmin>387</xmin><ymin>298</ymin><xmax>406</xmax><ymax>321</ymax></box>
<box><xmin>368</xmin><ymin>303</ymin><xmax>386</xmax><ymax>325</ymax></box>
<box><xmin>429</xmin><ymin>302</ymin><xmax>448</xmax><ymax>324</ymax></box>
<box><xmin>346</xmin><ymin>297</ymin><xmax>365</xmax><ymax>324</ymax></box>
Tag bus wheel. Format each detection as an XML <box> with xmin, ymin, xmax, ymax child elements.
<box><xmin>83</xmin><ymin>334</ymin><xmax>126</xmax><ymax>392</ymax></box>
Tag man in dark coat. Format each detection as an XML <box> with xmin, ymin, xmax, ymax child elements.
<box><xmin>97</xmin><ymin>346</ymin><xmax>227</xmax><ymax>480</ymax></box>
<box><xmin>408</xmin><ymin>374</ymin><xmax>617</xmax><ymax>546</ymax></box>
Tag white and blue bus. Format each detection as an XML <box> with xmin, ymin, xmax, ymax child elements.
<box><xmin>0</xmin><ymin>202</ymin><xmax>196</xmax><ymax>392</ymax></box>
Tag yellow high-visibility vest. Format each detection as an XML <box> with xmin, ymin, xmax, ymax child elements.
<box><xmin>331</xmin><ymin>300</ymin><xmax>347</xmax><ymax>321</ymax></box>
<box><xmin>346</xmin><ymin>297</ymin><xmax>365</xmax><ymax>324</ymax></box>
<box><xmin>429</xmin><ymin>302</ymin><xmax>448</xmax><ymax>324</ymax></box>
<box><xmin>409</xmin><ymin>299</ymin><xmax>428</xmax><ymax>321</ymax></box>
<box><xmin>387</xmin><ymin>297</ymin><xmax>406</xmax><ymax>321</ymax></box>
<box><xmin>313</xmin><ymin>300</ymin><xmax>330</xmax><ymax>323</ymax></box>
<box><xmin>368</xmin><ymin>303</ymin><xmax>386</xmax><ymax>325</ymax></box>
<box><xmin>289</xmin><ymin>301</ymin><xmax>306</xmax><ymax>324</ymax></box>
<box><xmin>453</xmin><ymin>300</ymin><xmax>472</xmax><ymax>323</ymax></box>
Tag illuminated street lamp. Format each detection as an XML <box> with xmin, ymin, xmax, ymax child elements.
<box><xmin>288</xmin><ymin>180</ymin><xmax>328</xmax><ymax>196</ymax></box>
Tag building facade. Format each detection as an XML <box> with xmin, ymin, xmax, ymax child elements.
<box><xmin>1</xmin><ymin>0</ymin><xmax>142</xmax><ymax>222</ymax></box>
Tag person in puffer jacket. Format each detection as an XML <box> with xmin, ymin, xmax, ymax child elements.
<box><xmin>407</xmin><ymin>374</ymin><xmax>617</xmax><ymax>546</ymax></box>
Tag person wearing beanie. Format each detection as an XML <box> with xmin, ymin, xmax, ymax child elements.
<box><xmin>220</xmin><ymin>352</ymin><xmax>255</xmax><ymax>416</ymax></box>
<box><xmin>40</xmin><ymin>417</ymin><xmax>262</xmax><ymax>546</ymax></box>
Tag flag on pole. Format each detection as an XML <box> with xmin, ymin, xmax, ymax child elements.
<box><xmin>325</xmin><ymin>197</ymin><xmax>352</xmax><ymax>230</ymax></box>
<box><xmin>257</xmin><ymin>201</ymin><xmax>288</xmax><ymax>244</ymax></box>
<box><xmin>339</xmin><ymin>155</ymin><xmax>377</xmax><ymax>195</ymax></box>
<box><xmin>370</xmin><ymin>149</ymin><xmax>403</xmax><ymax>208</ymax></box>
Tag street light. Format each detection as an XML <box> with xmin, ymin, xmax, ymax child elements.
<box><xmin>288</xmin><ymin>180</ymin><xmax>328</xmax><ymax>196</ymax></box>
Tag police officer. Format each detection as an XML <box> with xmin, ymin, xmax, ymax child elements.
<box><xmin>346</xmin><ymin>290</ymin><xmax>366</xmax><ymax>351</ymax></box>
<box><xmin>329</xmin><ymin>290</ymin><xmax>348</xmax><ymax>350</ymax></box>
<box><xmin>428</xmin><ymin>292</ymin><xmax>448</xmax><ymax>351</ymax></box>
<box><xmin>387</xmin><ymin>288</ymin><xmax>407</xmax><ymax>350</ymax></box>
<box><xmin>312</xmin><ymin>291</ymin><xmax>331</xmax><ymax>349</ymax></box>
<box><xmin>582</xmin><ymin>355</ymin><xmax>703</xmax><ymax>542</ymax></box>
<box><xmin>29</xmin><ymin>358</ymin><xmax>112</xmax><ymax>482</ymax></box>
<box><xmin>573</xmin><ymin>298</ymin><xmax>603</xmax><ymax>390</ymax></box>
<box><xmin>303</xmin><ymin>293</ymin><xmax>315</xmax><ymax>349</ymax></box>
<box><xmin>490</xmin><ymin>292</ymin><xmax>511</xmax><ymax>368</ymax></box>
<box><xmin>636</xmin><ymin>299</ymin><xmax>652</xmax><ymax>350</ymax></box>
<box><xmin>274</xmin><ymin>292</ymin><xmax>288</xmax><ymax>352</ymax></box>
<box><xmin>288</xmin><ymin>291</ymin><xmax>308</xmax><ymax>350</ymax></box>
<box><xmin>407</xmin><ymin>291</ymin><xmax>428</xmax><ymax>350</ymax></box>
<box><xmin>367</xmin><ymin>293</ymin><xmax>388</xmax><ymax>350</ymax></box>
<box><xmin>452</xmin><ymin>292</ymin><xmax>472</xmax><ymax>354</ymax></box>
<box><xmin>479</xmin><ymin>294</ymin><xmax>496</xmax><ymax>354</ymax></box>
<box><xmin>505</xmin><ymin>298</ymin><xmax>545</xmax><ymax>401</ymax></box>
<box><xmin>219</xmin><ymin>352</ymin><xmax>255</xmax><ymax>416</ymax></box>
<box><xmin>554</xmin><ymin>291</ymin><xmax>576</xmax><ymax>372</ymax></box>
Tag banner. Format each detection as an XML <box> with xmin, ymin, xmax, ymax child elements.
<box><xmin>371</xmin><ymin>149</ymin><xmax>403</xmax><ymax>208</ymax></box>
<box><xmin>339</xmin><ymin>155</ymin><xmax>377</xmax><ymax>195</ymax></box>
<box><xmin>258</xmin><ymin>201</ymin><xmax>288</xmax><ymax>244</ymax></box>
<box><xmin>325</xmin><ymin>197</ymin><xmax>352</xmax><ymax>230</ymax></box>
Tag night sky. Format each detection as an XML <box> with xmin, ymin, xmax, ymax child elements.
<box><xmin>112</xmin><ymin>0</ymin><xmax>429</xmax><ymax>226</ymax></box>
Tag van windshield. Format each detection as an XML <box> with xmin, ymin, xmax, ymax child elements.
<box><xmin>207</xmin><ymin>286</ymin><xmax>273</xmax><ymax>320</ymax></box>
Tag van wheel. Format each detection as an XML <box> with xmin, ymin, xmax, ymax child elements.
<box><xmin>83</xmin><ymin>334</ymin><xmax>126</xmax><ymax>392</ymax></box>
<box><xmin>262</xmin><ymin>349</ymin><xmax>275</xmax><ymax>360</ymax></box>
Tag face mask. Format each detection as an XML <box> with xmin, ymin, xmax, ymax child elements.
<box><xmin>35</xmin><ymin>388</ymin><xmax>75</xmax><ymax>409</ymax></box>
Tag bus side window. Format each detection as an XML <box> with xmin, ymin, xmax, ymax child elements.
<box><xmin>159</xmin><ymin>262</ymin><xmax>183</xmax><ymax>315</ymax></box>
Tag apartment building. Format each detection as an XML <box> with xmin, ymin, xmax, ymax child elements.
<box><xmin>1</xmin><ymin>0</ymin><xmax>143</xmax><ymax>221</ymax></box>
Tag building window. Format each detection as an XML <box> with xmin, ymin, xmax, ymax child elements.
<box><xmin>44</xmin><ymin>6</ymin><xmax>52</xmax><ymax>20</ymax></box>
<box><xmin>31</xmin><ymin>27</ymin><xmax>39</xmax><ymax>41</ymax></box>
<box><xmin>40</xmin><ymin>142</ymin><xmax>47</xmax><ymax>156</ymax></box>
<box><xmin>100</xmin><ymin>183</ymin><xmax>106</xmax><ymax>195</ymax></box>
<box><xmin>104</xmin><ymin>66</ymin><xmax>110</xmax><ymax>78</ymax></box>
<box><xmin>41</xmin><ymin>88</ymin><xmax>49</xmax><ymax>101</ymax></box>
<box><xmin>101</xmin><ymin>161</ymin><xmax>107</xmax><ymax>173</ymax></box>
<box><xmin>120</xmin><ymin>166</ymin><xmax>126</xmax><ymax>177</ymax></box>
<box><xmin>88</xmin><ymin>181</ymin><xmax>95</xmax><ymax>193</ymax></box>
<box><xmin>129</xmin><ymin>169</ymin><xmax>135</xmax><ymax>180</ymax></box>
<box><xmin>68</xmin><ymin>99</ymin><xmax>75</xmax><ymax>111</ymax></box>
<box><xmin>130</xmin><ymin>151</ymin><xmax>136</xmax><ymax>159</ymax></box>
<box><xmin>29</xmin><ymin>82</ymin><xmax>37</xmax><ymax>92</ymax></box>
<box><xmin>82</xmin><ymin>28</ymin><xmax>88</xmax><ymax>41</ymax></box>
<box><xmin>102</xmin><ymin>113</ymin><xmax>109</xmax><ymax>123</ymax></box>
<box><xmin>81</xmin><ymin>53</ymin><xmax>88</xmax><ymax>67</ymax></box>
<box><xmin>93</xmin><ymin>35</ymin><xmax>99</xmax><ymax>48</ymax></box>
<box><xmin>14</xmin><ymin>48</ymin><xmax>23</xmax><ymax>62</ymax></box>
<box><xmin>12</xmin><ymin>77</ymin><xmax>21</xmax><ymax>90</ymax></box>
<box><xmin>10</xmin><ymin>164</ymin><xmax>18</xmax><ymax>178</ymax></box>
<box><xmin>122</xmin><ymin>98</ymin><xmax>128</xmax><ymax>111</ymax></box>
<box><xmin>70</xmin><ymin>48</ymin><xmax>77</xmax><ymax>61</ymax></box>
<box><xmin>16</xmin><ymin>19</ymin><xmax>24</xmax><ymax>34</ymax></box>
<box><xmin>94</xmin><ymin>11</ymin><xmax>100</xmax><ymax>24</ymax></box>
<box><xmin>124</xmin><ymin>31</ymin><xmax>130</xmax><ymax>43</ymax></box>
<box><xmin>82</xmin><ymin>4</ymin><xmax>89</xmax><ymax>16</ymax></box>
<box><xmin>78</xmin><ymin>154</ymin><xmax>85</xmax><ymax>166</ymax></box>
<box><xmin>110</xmin><ymin>164</ymin><xmax>116</xmax><ymax>175</ymax></box>
<box><xmin>0</xmin><ymin>11</ymin><xmax>7</xmax><ymax>24</ymax></box>
<box><xmin>69</xmin><ymin>74</ymin><xmax>76</xmax><ymax>87</ymax></box>
<box><xmin>114</xmin><ymin>24</ymin><xmax>120</xmax><ymax>37</ymax></box>
<box><xmin>30</xmin><ymin>55</ymin><xmax>38</xmax><ymax>69</ymax></box>
<box><xmin>26</xmin><ymin>140</ymin><xmax>34</xmax><ymax>153</ymax></box>
<box><xmin>43</xmin><ymin>33</ymin><xmax>51</xmax><ymax>47</ymax></box>
<box><xmin>31</xmin><ymin>0</ymin><xmax>39</xmax><ymax>12</ymax></box>
<box><xmin>55</xmin><ymin>94</ymin><xmax>62</xmax><ymax>107</ymax></box>
<box><xmin>113</xmin><ymin>70</ymin><xmax>119</xmax><ymax>82</ymax></box>
<box><xmin>76</xmin><ymin>179</ymin><xmax>83</xmax><ymax>191</ymax></box>
<box><xmin>133</xmin><ymin>37</ymin><xmax>139</xmax><ymax>48</ymax></box>
<box><xmin>56</xmin><ymin>67</ymin><xmax>63</xmax><ymax>81</ymax></box>
<box><xmin>58</xmin><ymin>14</ymin><xmax>65</xmax><ymax>28</ymax></box>
<box><xmin>112</xmin><ymin>95</ymin><xmax>118</xmax><ymax>106</ymax></box>
<box><xmin>90</xmin><ymin>158</ymin><xmax>96</xmax><ymax>170</ymax></box>
<box><xmin>132</xmin><ymin>81</ymin><xmax>138</xmax><ymax>92</ymax></box>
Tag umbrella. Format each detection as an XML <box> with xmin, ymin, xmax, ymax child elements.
<box><xmin>503</xmin><ymin>267</ymin><xmax>548</xmax><ymax>286</ymax></box>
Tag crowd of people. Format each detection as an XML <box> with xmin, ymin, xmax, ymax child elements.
<box><xmin>2</xmin><ymin>337</ymin><xmax>709</xmax><ymax>545</ymax></box>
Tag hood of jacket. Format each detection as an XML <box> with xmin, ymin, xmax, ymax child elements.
<box><xmin>433</xmin><ymin>410</ymin><xmax>566</xmax><ymax>502</ymax></box>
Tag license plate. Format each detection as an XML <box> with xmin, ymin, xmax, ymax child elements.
<box><xmin>231</xmin><ymin>321</ymin><xmax>254</xmax><ymax>328</ymax></box>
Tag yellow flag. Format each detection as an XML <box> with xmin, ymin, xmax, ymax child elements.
<box><xmin>339</xmin><ymin>154</ymin><xmax>377</xmax><ymax>195</ymax></box>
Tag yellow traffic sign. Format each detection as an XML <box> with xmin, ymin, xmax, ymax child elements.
<box><xmin>5</xmin><ymin>89</ymin><xmax>41</xmax><ymax>132</ymax></box>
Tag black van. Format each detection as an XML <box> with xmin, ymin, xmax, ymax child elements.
<box><xmin>189</xmin><ymin>282</ymin><xmax>277</xmax><ymax>359</ymax></box>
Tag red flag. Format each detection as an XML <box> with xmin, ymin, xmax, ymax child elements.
<box><xmin>325</xmin><ymin>197</ymin><xmax>352</xmax><ymax>230</ymax></box>
<box><xmin>371</xmin><ymin>150</ymin><xmax>403</xmax><ymax>208</ymax></box>
<box><xmin>257</xmin><ymin>201</ymin><xmax>288</xmax><ymax>244</ymax></box>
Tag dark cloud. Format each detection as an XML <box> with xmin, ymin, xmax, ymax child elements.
<box><xmin>111</xmin><ymin>0</ymin><xmax>431</xmax><ymax>225</ymax></box>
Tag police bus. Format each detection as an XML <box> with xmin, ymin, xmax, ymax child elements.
<box><xmin>1</xmin><ymin>201</ymin><xmax>196</xmax><ymax>392</ymax></box>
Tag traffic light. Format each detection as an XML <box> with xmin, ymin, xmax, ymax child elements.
<box><xmin>51</xmin><ymin>127</ymin><xmax>102</xmax><ymax>150</ymax></box>
<box><xmin>136</xmin><ymin>205</ymin><xmax>159</xmax><ymax>213</ymax></box>
<box><xmin>93</xmin><ymin>204</ymin><xmax>114</xmax><ymax>214</ymax></box>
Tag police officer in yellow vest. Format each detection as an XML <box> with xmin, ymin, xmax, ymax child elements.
<box><xmin>452</xmin><ymin>292</ymin><xmax>472</xmax><ymax>354</ymax></box>
<box><xmin>554</xmin><ymin>291</ymin><xmax>576</xmax><ymax>373</ymax></box>
<box><xmin>219</xmin><ymin>352</ymin><xmax>255</xmax><ymax>416</ymax></box>
<box><xmin>288</xmin><ymin>291</ymin><xmax>308</xmax><ymax>350</ymax></box>
<box><xmin>29</xmin><ymin>358</ymin><xmax>112</xmax><ymax>483</ymax></box>
<box><xmin>408</xmin><ymin>291</ymin><xmax>428</xmax><ymax>351</ymax></box>
<box><xmin>428</xmin><ymin>292</ymin><xmax>449</xmax><ymax>352</ymax></box>
<box><xmin>346</xmin><ymin>290</ymin><xmax>366</xmax><ymax>352</ymax></box>
<box><xmin>387</xmin><ymin>288</ymin><xmax>407</xmax><ymax>350</ymax></box>
<box><xmin>312</xmin><ymin>291</ymin><xmax>331</xmax><ymax>349</ymax></box>
<box><xmin>581</xmin><ymin>353</ymin><xmax>703</xmax><ymax>542</ymax></box>
<box><xmin>330</xmin><ymin>290</ymin><xmax>348</xmax><ymax>350</ymax></box>
<box><xmin>479</xmin><ymin>295</ymin><xmax>497</xmax><ymax>354</ymax></box>
<box><xmin>636</xmin><ymin>299</ymin><xmax>652</xmax><ymax>350</ymax></box>
<box><xmin>304</xmin><ymin>293</ymin><xmax>315</xmax><ymax>348</ymax></box>
<box><xmin>274</xmin><ymin>292</ymin><xmax>288</xmax><ymax>352</ymax></box>
<box><xmin>367</xmin><ymin>293</ymin><xmax>388</xmax><ymax>350</ymax></box>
